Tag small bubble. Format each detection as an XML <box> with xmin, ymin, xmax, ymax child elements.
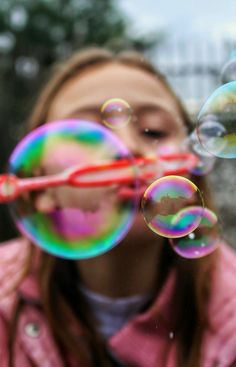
<box><xmin>101</xmin><ymin>98</ymin><xmax>132</xmax><ymax>130</ymax></box>
<box><xmin>170</xmin><ymin>207</ymin><xmax>219</xmax><ymax>259</ymax></box>
<box><xmin>141</xmin><ymin>176</ymin><xmax>203</xmax><ymax>239</ymax></box>
<box><xmin>169</xmin><ymin>331</ymin><xmax>174</xmax><ymax>339</ymax></box>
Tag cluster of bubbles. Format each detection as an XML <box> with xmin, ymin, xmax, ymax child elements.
<box><xmin>141</xmin><ymin>176</ymin><xmax>220</xmax><ymax>259</ymax></box>
<box><xmin>6</xmin><ymin>61</ymin><xmax>236</xmax><ymax>260</ymax></box>
<box><xmin>98</xmin><ymin>77</ymin><xmax>236</xmax><ymax>259</ymax></box>
<box><xmin>144</xmin><ymin>52</ymin><xmax>236</xmax><ymax>258</ymax></box>
<box><xmin>98</xmin><ymin>96</ymin><xmax>232</xmax><ymax>258</ymax></box>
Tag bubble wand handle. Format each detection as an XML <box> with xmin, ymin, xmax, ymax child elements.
<box><xmin>0</xmin><ymin>153</ymin><xmax>198</xmax><ymax>203</ymax></box>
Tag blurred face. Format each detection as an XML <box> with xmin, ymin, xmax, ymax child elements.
<box><xmin>37</xmin><ymin>62</ymin><xmax>188</xmax><ymax>244</ymax></box>
<box><xmin>47</xmin><ymin>63</ymin><xmax>187</xmax><ymax>155</ymax></box>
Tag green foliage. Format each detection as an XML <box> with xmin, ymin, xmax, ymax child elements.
<box><xmin>0</xmin><ymin>0</ymin><xmax>156</xmax><ymax>76</ymax></box>
<box><xmin>0</xmin><ymin>0</ymin><xmax>160</xmax><ymax>167</ymax></box>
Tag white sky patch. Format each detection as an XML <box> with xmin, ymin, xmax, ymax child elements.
<box><xmin>119</xmin><ymin>0</ymin><xmax>167</xmax><ymax>35</ymax></box>
<box><xmin>213</xmin><ymin>23</ymin><xmax>236</xmax><ymax>40</ymax></box>
<box><xmin>118</xmin><ymin>0</ymin><xmax>236</xmax><ymax>40</ymax></box>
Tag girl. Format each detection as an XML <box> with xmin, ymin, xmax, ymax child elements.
<box><xmin>0</xmin><ymin>48</ymin><xmax>236</xmax><ymax>367</ymax></box>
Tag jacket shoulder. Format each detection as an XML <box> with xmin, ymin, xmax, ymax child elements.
<box><xmin>213</xmin><ymin>244</ymin><xmax>236</xmax><ymax>303</ymax></box>
<box><xmin>210</xmin><ymin>244</ymin><xmax>236</xmax><ymax>320</ymax></box>
<box><xmin>203</xmin><ymin>244</ymin><xmax>236</xmax><ymax>366</ymax></box>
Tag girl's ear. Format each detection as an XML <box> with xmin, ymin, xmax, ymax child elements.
<box><xmin>35</xmin><ymin>192</ymin><xmax>57</xmax><ymax>213</ymax></box>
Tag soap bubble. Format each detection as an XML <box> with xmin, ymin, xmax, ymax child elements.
<box><xmin>183</xmin><ymin>130</ymin><xmax>216</xmax><ymax>175</ymax></box>
<box><xmin>169</xmin><ymin>207</ymin><xmax>220</xmax><ymax>258</ymax></box>
<box><xmin>9</xmin><ymin>119</ymin><xmax>138</xmax><ymax>259</ymax></box>
<box><xmin>141</xmin><ymin>176</ymin><xmax>204</xmax><ymax>238</ymax></box>
<box><xmin>101</xmin><ymin>98</ymin><xmax>132</xmax><ymax>129</ymax></box>
<box><xmin>197</xmin><ymin>82</ymin><xmax>236</xmax><ymax>158</ymax></box>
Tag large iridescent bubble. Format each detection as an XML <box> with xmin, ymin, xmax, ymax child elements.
<box><xmin>9</xmin><ymin>119</ymin><xmax>138</xmax><ymax>259</ymax></box>
<box><xmin>169</xmin><ymin>206</ymin><xmax>220</xmax><ymax>258</ymax></box>
<box><xmin>197</xmin><ymin>82</ymin><xmax>236</xmax><ymax>158</ymax></box>
<box><xmin>141</xmin><ymin>175</ymin><xmax>204</xmax><ymax>238</ymax></box>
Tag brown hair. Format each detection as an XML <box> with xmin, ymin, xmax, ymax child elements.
<box><xmin>9</xmin><ymin>48</ymin><xmax>217</xmax><ymax>367</ymax></box>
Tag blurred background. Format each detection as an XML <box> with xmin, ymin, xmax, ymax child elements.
<box><xmin>0</xmin><ymin>0</ymin><xmax>235</xmax><ymax>246</ymax></box>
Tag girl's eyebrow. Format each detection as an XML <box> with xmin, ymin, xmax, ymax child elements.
<box><xmin>136</xmin><ymin>103</ymin><xmax>174</xmax><ymax>115</ymax></box>
<box><xmin>68</xmin><ymin>103</ymin><xmax>169</xmax><ymax>115</ymax></box>
<box><xmin>66</xmin><ymin>103</ymin><xmax>181</xmax><ymax>127</ymax></box>
<box><xmin>66</xmin><ymin>105</ymin><xmax>100</xmax><ymax>118</ymax></box>
<box><xmin>136</xmin><ymin>103</ymin><xmax>184</xmax><ymax>129</ymax></box>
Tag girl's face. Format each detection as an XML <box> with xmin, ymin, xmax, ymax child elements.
<box><xmin>47</xmin><ymin>63</ymin><xmax>186</xmax><ymax>154</ymax></box>
<box><xmin>40</xmin><ymin>63</ymin><xmax>188</xmax><ymax>244</ymax></box>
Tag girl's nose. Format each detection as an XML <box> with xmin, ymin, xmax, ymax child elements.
<box><xmin>115</xmin><ymin>127</ymin><xmax>147</xmax><ymax>158</ymax></box>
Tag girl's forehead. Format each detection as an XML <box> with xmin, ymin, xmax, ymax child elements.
<box><xmin>47</xmin><ymin>63</ymin><xmax>181</xmax><ymax>121</ymax></box>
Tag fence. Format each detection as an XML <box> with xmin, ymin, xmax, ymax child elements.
<box><xmin>153</xmin><ymin>36</ymin><xmax>236</xmax><ymax>114</ymax></box>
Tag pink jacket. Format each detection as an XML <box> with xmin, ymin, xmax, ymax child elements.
<box><xmin>0</xmin><ymin>238</ymin><xmax>236</xmax><ymax>367</ymax></box>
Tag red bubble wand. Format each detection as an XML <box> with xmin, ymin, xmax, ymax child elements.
<box><xmin>0</xmin><ymin>152</ymin><xmax>198</xmax><ymax>203</ymax></box>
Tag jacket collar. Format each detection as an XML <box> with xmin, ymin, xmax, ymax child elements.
<box><xmin>108</xmin><ymin>270</ymin><xmax>177</xmax><ymax>366</ymax></box>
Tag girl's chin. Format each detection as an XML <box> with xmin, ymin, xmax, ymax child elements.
<box><xmin>126</xmin><ymin>211</ymin><xmax>161</xmax><ymax>241</ymax></box>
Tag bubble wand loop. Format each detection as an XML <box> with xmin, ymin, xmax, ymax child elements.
<box><xmin>0</xmin><ymin>152</ymin><xmax>198</xmax><ymax>203</ymax></box>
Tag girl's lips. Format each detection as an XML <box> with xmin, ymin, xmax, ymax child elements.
<box><xmin>118</xmin><ymin>185</ymin><xmax>147</xmax><ymax>199</ymax></box>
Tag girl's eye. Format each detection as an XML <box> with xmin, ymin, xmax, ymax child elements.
<box><xmin>141</xmin><ymin>129</ymin><xmax>169</xmax><ymax>139</ymax></box>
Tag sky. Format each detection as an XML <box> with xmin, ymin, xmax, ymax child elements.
<box><xmin>118</xmin><ymin>0</ymin><xmax>236</xmax><ymax>41</ymax></box>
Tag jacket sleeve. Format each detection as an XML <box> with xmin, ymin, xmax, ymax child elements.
<box><xmin>202</xmin><ymin>245</ymin><xmax>236</xmax><ymax>367</ymax></box>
